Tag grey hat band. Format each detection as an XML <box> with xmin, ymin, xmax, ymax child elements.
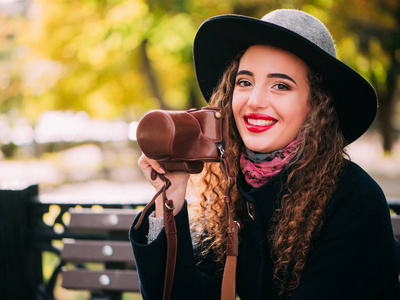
<box><xmin>261</xmin><ymin>9</ymin><xmax>336</xmax><ymax>58</ymax></box>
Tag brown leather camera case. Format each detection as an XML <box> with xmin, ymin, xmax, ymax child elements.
<box><xmin>136</xmin><ymin>107</ymin><xmax>227</xmax><ymax>173</ymax></box>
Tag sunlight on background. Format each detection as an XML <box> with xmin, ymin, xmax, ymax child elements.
<box><xmin>0</xmin><ymin>109</ymin><xmax>143</xmax><ymax>190</ymax></box>
<box><xmin>0</xmin><ymin>1</ymin><xmax>399</xmax><ymax>300</ymax></box>
<box><xmin>0</xmin><ymin>1</ymin><xmax>398</xmax><ymax>195</ymax></box>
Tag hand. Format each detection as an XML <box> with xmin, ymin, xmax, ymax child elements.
<box><xmin>138</xmin><ymin>154</ymin><xmax>190</xmax><ymax>217</ymax></box>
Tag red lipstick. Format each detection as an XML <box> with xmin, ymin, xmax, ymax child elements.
<box><xmin>244</xmin><ymin>113</ymin><xmax>277</xmax><ymax>133</ymax></box>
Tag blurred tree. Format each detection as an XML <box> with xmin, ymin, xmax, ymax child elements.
<box><xmin>0</xmin><ymin>0</ymin><xmax>398</xmax><ymax>153</ymax></box>
<box><xmin>0</xmin><ymin>14</ymin><xmax>24</xmax><ymax>116</ymax></box>
<box><xmin>18</xmin><ymin>0</ymin><xmax>157</xmax><ymax>121</ymax></box>
<box><xmin>11</xmin><ymin>0</ymin><xmax>284</xmax><ymax>120</ymax></box>
<box><xmin>322</xmin><ymin>0</ymin><xmax>400</xmax><ymax>152</ymax></box>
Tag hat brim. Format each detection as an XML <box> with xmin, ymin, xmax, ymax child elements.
<box><xmin>193</xmin><ymin>15</ymin><xmax>377</xmax><ymax>144</ymax></box>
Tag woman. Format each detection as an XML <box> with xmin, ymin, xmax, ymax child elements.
<box><xmin>130</xmin><ymin>9</ymin><xmax>400</xmax><ymax>299</ymax></box>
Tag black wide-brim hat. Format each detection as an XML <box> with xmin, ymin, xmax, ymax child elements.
<box><xmin>193</xmin><ymin>9</ymin><xmax>377</xmax><ymax>144</ymax></box>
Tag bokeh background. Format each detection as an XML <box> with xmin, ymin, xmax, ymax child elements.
<box><xmin>0</xmin><ymin>0</ymin><xmax>399</xmax><ymax>299</ymax></box>
<box><xmin>0</xmin><ymin>0</ymin><xmax>399</xmax><ymax>198</ymax></box>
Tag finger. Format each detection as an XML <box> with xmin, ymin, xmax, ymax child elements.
<box><xmin>150</xmin><ymin>169</ymin><xmax>158</xmax><ymax>181</ymax></box>
<box><xmin>138</xmin><ymin>154</ymin><xmax>165</xmax><ymax>175</ymax></box>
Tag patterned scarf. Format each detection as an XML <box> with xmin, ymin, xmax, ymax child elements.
<box><xmin>240</xmin><ymin>138</ymin><xmax>302</xmax><ymax>188</ymax></box>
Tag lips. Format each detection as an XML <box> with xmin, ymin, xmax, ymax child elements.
<box><xmin>244</xmin><ymin>113</ymin><xmax>277</xmax><ymax>133</ymax></box>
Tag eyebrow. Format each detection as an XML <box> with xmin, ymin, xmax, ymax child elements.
<box><xmin>236</xmin><ymin>70</ymin><xmax>253</xmax><ymax>77</ymax></box>
<box><xmin>268</xmin><ymin>73</ymin><xmax>297</xmax><ymax>85</ymax></box>
<box><xmin>236</xmin><ymin>70</ymin><xmax>297</xmax><ymax>85</ymax></box>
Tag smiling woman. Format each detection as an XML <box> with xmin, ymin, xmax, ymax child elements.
<box><xmin>232</xmin><ymin>45</ymin><xmax>311</xmax><ymax>153</ymax></box>
<box><xmin>130</xmin><ymin>9</ymin><xmax>400</xmax><ymax>300</ymax></box>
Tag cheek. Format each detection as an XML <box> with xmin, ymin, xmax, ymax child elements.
<box><xmin>285</xmin><ymin>92</ymin><xmax>310</xmax><ymax>118</ymax></box>
<box><xmin>231</xmin><ymin>93</ymin><xmax>242</xmax><ymax>120</ymax></box>
<box><xmin>299</xmin><ymin>98</ymin><xmax>312</xmax><ymax>121</ymax></box>
<box><xmin>292</xmin><ymin>103</ymin><xmax>311</xmax><ymax>128</ymax></box>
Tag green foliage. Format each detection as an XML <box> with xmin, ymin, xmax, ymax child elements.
<box><xmin>0</xmin><ymin>0</ymin><xmax>399</xmax><ymax>146</ymax></box>
<box><xmin>17</xmin><ymin>0</ymin><xmax>154</xmax><ymax>120</ymax></box>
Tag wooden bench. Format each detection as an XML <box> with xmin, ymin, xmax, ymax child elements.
<box><xmin>60</xmin><ymin>207</ymin><xmax>141</xmax><ymax>299</ymax></box>
<box><xmin>58</xmin><ymin>203</ymin><xmax>400</xmax><ymax>299</ymax></box>
<box><xmin>392</xmin><ymin>215</ymin><xmax>400</xmax><ymax>241</ymax></box>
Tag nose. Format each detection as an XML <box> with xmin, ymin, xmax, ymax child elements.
<box><xmin>247</xmin><ymin>85</ymin><xmax>269</xmax><ymax>110</ymax></box>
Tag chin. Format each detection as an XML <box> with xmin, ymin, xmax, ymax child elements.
<box><xmin>245</xmin><ymin>138</ymin><xmax>289</xmax><ymax>153</ymax></box>
<box><xmin>245</xmin><ymin>144</ymin><xmax>273</xmax><ymax>154</ymax></box>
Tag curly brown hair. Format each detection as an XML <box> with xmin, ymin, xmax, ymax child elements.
<box><xmin>190</xmin><ymin>50</ymin><xmax>349</xmax><ymax>295</ymax></box>
<box><xmin>190</xmin><ymin>54</ymin><xmax>244</xmax><ymax>268</ymax></box>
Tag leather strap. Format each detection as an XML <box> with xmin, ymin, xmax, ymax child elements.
<box><xmin>221</xmin><ymin>254</ymin><xmax>237</xmax><ymax>299</ymax></box>
<box><xmin>219</xmin><ymin>109</ymin><xmax>238</xmax><ymax>299</ymax></box>
<box><xmin>134</xmin><ymin>110</ymin><xmax>239</xmax><ymax>300</ymax></box>
<box><xmin>220</xmin><ymin>155</ymin><xmax>239</xmax><ymax>300</ymax></box>
<box><xmin>134</xmin><ymin>170</ymin><xmax>177</xmax><ymax>300</ymax></box>
<box><xmin>162</xmin><ymin>175</ymin><xmax>177</xmax><ymax>300</ymax></box>
<box><xmin>133</xmin><ymin>169</ymin><xmax>163</xmax><ymax>231</ymax></box>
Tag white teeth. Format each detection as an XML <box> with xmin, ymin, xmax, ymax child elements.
<box><xmin>247</xmin><ymin>118</ymin><xmax>276</xmax><ymax>126</ymax></box>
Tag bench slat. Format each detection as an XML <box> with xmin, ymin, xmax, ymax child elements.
<box><xmin>61</xmin><ymin>208</ymin><xmax>142</xmax><ymax>294</ymax></box>
<box><xmin>68</xmin><ymin>208</ymin><xmax>139</xmax><ymax>231</ymax></box>
<box><xmin>391</xmin><ymin>215</ymin><xmax>400</xmax><ymax>239</ymax></box>
<box><xmin>61</xmin><ymin>239</ymin><xmax>135</xmax><ymax>264</ymax></box>
<box><xmin>62</xmin><ymin>269</ymin><xmax>140</xmax><ymax>291</ymax></box>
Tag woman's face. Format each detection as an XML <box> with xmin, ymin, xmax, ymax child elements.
<box><xmin>232</xmin><ymin>44</ymin><xmax>311</xmax><ymax>153</ymax></box>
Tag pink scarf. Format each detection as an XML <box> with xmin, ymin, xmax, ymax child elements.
<box><xmin>240</xmin><ymin>138</ymin><xmax>302</xmax><ymax>188</ymax></box>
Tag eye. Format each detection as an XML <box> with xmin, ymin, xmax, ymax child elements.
<box><xmin>273</xmin><ymin>83</ymin><xmax>291</xmax><ymax>90</ymax></box>
<box><xmin>236</xmin><ymin>79</ymin><xmax>252</xmax><ymax>87</ymax></box>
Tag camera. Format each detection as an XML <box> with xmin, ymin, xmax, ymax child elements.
<box><xmin>136</xmin><ymin>107</ymin><xmax>228</xmax><ymax>173</ymax></box>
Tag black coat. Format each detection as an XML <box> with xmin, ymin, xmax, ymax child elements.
<box><xmin>130</xmin><ymin>161</ymin><xmax>400</xmax><ymax>299</ymax></box>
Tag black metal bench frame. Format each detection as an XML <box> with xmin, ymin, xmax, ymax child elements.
<box><xmin>0</xmin><ymin>184</ymin><xmax>145</xmax><ymax>300</ymax></box>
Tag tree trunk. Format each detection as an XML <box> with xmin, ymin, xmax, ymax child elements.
<box><xmin>379</xmin><ymin>54</ymin><xmax>398</xmax><ymax>153</ymax></box>
<box><xmin>139</xmin><ymin>39</ymin><xmax>169</xmax><ymax>110</ymax></box>
<box><xmin>378</xmin><ymin>98</ymin><xmax>394</xmax><ymax>153</ymax></box>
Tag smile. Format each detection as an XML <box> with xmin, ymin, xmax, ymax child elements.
<box><xmin>244</xmin><ymin>114</ymin><xmax>277</xmax><ymax>133</ymax></box>
<box><xmin>246</xmin><ymin>118</ymin><xmax>277</xmax><ymax>126</ymax></box>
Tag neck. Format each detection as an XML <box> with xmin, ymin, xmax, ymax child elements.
<box><xmin>240</xmin><ymin>138</ymin><xmax>302</xmax><ymax>188</ymax></box>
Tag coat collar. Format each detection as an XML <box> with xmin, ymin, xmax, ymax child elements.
<box><xmin>237</xmin><ymin>170</ymin><xmax>287</xmax><ymax>240</ymax></box>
